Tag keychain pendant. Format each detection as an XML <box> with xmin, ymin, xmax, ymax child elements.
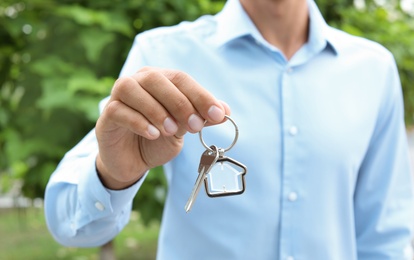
<box><xmin>204</xmin><ymin>155</ymin><xmax>247</xmax><ymax>197</ymax></box>
<box><xmin>198</xmin><ymin>115</ymin><xmax>248</xmax><ymax>198</ymax></box>
<box><xmin>185</xmin><ymin>115</ymin><xmax>248</xmax><ymax>212</ymax></box>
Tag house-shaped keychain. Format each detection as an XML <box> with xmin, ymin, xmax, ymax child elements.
<box><xmin>204</xmin><ymin>156</ymin><xmax>247</xmax><ymax>197</ymax></box>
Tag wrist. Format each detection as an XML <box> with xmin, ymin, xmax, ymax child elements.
<box><xmin>95</xmin><ymin>154</ymin><xmax>148</xmax><ymax>190</ymax></box>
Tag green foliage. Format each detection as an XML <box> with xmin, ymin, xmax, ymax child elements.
<box><xmin>1</xmin><ymin>0</ymin><xmax>413</xmax><ymax>226</ymax></box>
<box><xmin>316</xmin><ymin>0</ymin><xmax>354</xmax><ymax>21</ymax></box>
<box><xmin>136</xmin><ymin>166</ymin><xmax>167</xmax><ymax>225</ymax></box>
<box><xmin>0</xmin><ymin>0</ymin><xmax>225</xmax><ymax>224</ymax></box>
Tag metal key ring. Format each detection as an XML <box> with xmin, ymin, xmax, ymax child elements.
<box><xmin>199</xmin><ymin>115</ymin><xmax>239</xmax><ymax>153</ymax></box>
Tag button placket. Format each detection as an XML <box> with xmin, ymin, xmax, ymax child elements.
<box><xmin>280</xmin><ymin>63</ymin><xmax>299</xmax><ymax>260</ymax></box>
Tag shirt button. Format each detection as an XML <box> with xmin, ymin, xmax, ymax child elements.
<box><xmin>286</xmin><ymin>67</ymin><xmax>293</xmax><ymax>73</ymax></box>
<box><xmin>94</xmin><ymin>201</ymin><xmax>105</xmax><ymax>211</ymax></box>
<box><xmin>286</xmin><ymin>257</ymin><xmax>295</xmax><ymax>260</ymax></box>
<box><xmin>288</xmin><ymin>192</ymin><xmax>298</xmax><ymax>202</ymax></box>
<box><xmin>289</xmin><ymin>126</ymin><xmax>298</xmax><ymax>136</ymax></box>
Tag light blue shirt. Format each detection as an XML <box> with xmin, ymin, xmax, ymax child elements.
<box><xmin>45</xmin><ymin>0</ymin><xmax>414</xmax><ymax>259</ymax></box>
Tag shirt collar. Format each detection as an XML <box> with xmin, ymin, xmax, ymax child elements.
<box><xmin>212</xmin><ymin>0</ymin><xmax>259</xmax><ymax>47</ymax></box>
<box><xmin>307</xmin><ymin>0</ymin><xmax>340</xmax><ymax>55</ymax></box>
<box><xmin>212</xmin><ymin>0</ymin><xmax>341</xmax><ymax>56</ymax></box>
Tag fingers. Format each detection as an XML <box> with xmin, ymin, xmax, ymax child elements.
<box><xmin>154</xmin><ymin>68</ymin><xmax>227</xmax><ymax>124</ymax></box>
<box><xmin>203</xmin><ymin>100</ymin><xmax>232</xmax><ymax>127</ymax></box>
<box><xmin>110</xmin><ymin>76</ymin><xmax>180</xmax><ymax>137</ymax></box>
<box><xmin>131</xmin><ymin>69</ymin><xmax>206</xmax><ymax>132</ymax></box>
<box><xmin>105</xmin><ymin>67</ymin><xmax>230</xmax><ymax>139</ymax></box>
<box><xmin>102</xmin><ymin>99</ymin><xmax>162</xmax><ymax>140</ymax></box>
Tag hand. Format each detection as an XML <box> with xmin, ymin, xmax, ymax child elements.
<box><xmin>95</xmin><ymin>67</ymin><xmax>230</xmax><ymax>190</ymax></box>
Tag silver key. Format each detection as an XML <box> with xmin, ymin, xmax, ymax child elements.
<box><xmin>184</xmin><ymin>145</ymin><xmax>219</xmax><ymax>212</ymax></box>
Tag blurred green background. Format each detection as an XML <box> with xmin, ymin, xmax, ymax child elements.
<box><xmin>1</xmin><ymin>0</ymin><xmax>413</xmax><ymax>259</ymax></box>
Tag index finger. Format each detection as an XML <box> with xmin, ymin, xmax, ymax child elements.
<box><xmin>154</xmin><ymin>68</ymin><xmax>229</xmax><ymax>124</ymax></box>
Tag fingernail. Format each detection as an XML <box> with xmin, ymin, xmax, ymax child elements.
<box><xmin>163</xmin><ymin>117</ymin><xmax>178</xmax><ymax>134</ymax></box>
<box><xmin>208</xmin><ymin>105</ymin><xmax>225</xmax><ymax>122</ymax></box>
<box><xmin>147</xmin><ymin>124</ymin><xmax>160</xmax><ymax>137</ymax></box>
<box><xmin>188</xmin><ymin>114</ymin><xmax>204</xmax><ymax>132</ymax></box>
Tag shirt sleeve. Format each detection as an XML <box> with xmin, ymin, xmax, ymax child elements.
<box><xmin>354</xmin><ymin>56</ymin><xmax>414</xmax><ymax>259</ymax></box>
<box><xmin>44</xmin><ymin>129</ymin><xmax>149</xmax><ymax>247</ymax></box>
<box><xmin>44</xmin><ymin>35</ymin><xmax>150</xmax><ymax>247</ymax></box>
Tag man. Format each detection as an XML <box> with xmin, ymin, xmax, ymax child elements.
<box><xmin>45</xmin><ymin>0</ymin><xmax>414</xmax><ymax>259</ymax></box>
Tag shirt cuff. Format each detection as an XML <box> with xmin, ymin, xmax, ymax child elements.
<box><xmin>106</xmin><ymin>173</ymin><xmax>148</xmax><ymax>213</ymax></box>
<box><xmin>77</xmin><ymin>152</ymin><xmax>148</xmax><ymax>220</ymax></box>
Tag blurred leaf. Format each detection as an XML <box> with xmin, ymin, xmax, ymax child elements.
<box><xmin>79</xmin><ymin>28</ymin><xmax>115</xmax><ymax>63</ymax></box>
<box><xmin>67</xmin><ymin>70</ymin><xmax>114</xmax><ymax>96</ymax></box>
